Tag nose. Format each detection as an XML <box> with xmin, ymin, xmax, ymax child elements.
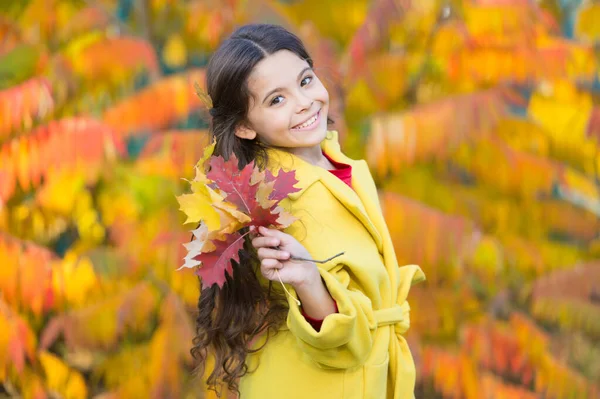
<box><xmin>296</xmin><ymin>93</ymin><xmax>313</xmax><ymax>113</ymax></box>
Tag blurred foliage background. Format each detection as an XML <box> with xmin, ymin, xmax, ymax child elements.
<box><xmin>0</xmin><ymin>0</ymin><xmax>599</xmax><ymax>398</ymax></box>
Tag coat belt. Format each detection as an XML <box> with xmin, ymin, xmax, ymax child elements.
<box><xmin>373</xmin><ymin>302</ymin><xmax>410</xmax><ymax>335</ymax></box>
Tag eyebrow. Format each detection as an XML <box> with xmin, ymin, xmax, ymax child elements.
<box><xmin>262</xmin><ymin>66</ymin><xmax>313</xmax><ymax>104</ymax></box>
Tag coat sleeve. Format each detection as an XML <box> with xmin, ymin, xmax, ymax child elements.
<box><xmin>285</xmin><ymin>261</ymin><xmax>378</xmax><ymax>370</ymax></box>
<box><xmin>281</xmin><ymin>198</ymin><xmax>379</xmax><ymax>370</ymax></box>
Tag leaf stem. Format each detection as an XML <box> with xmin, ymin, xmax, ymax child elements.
<box><xmin>290</xmin><ymin>251</ymin><xmax>345</xmax><ymax>264</ymax></box>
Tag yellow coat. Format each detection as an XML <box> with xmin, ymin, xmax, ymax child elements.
<box><xmin>239</xmin><ymin>130</ymin><xmax>426</xmax><ymax>399</ymax></box>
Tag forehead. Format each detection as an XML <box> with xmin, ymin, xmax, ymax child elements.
<box><xmin>247</xmin><ymin>50</ymin><xmax>310</xmax><ymax>95</ymax></box>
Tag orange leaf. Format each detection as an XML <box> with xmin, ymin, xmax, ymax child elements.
<box><xmin>0</xmin><ymin>78</ymin><xmax>54</xmax><ymax>140</ymax></box>
<box><xmin>103</xmin><ymin>70</ymin><xmax>206</xmax><ymax>138</ymax></box>
<box><xmin>67</xmin><ymin>37</ymin><xmax>160</xmax><ymax>82</ymax></box>
<box><xmin>366</xmin><ymin>89</ymin><xmax>510</xmax><ymax>178</ymax></box>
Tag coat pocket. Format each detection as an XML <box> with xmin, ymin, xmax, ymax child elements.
<box><xmin>363</xmin><ymin>354</ymin><xmax>390</xmax><ymax>399</ymax></box>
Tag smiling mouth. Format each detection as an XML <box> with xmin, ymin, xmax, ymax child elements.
<box><xmin>291</xmin><ymin>110</ymin><xmax>321</xmax><ymax>130</ymax></box>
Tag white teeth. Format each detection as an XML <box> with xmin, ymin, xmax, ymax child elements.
<box><xmin>293</xmin><ymin>113</ymin><xmax>318</xmax><ymax>129</ymax></box>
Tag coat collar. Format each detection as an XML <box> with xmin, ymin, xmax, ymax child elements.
<box><xmin>266</xmin><ymin>131</ymin><xmax>383</xmax><ymax>252</ymax></box>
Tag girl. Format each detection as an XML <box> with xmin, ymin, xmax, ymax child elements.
<box><xmin>192</xmin><ymin>23</ymin><xmax>426</xmax><ymax>399</ymax></box>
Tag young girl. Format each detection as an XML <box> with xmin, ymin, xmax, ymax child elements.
<box><xmin>192</xmin><ymin>23</ymin><xmax>426</xmax><ymax>399</ymax></box>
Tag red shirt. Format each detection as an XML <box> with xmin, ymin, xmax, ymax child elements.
<box><xmin>323</xmin><ymin>151</ymin><xmax>352</xmax><ymax>188</ymax></box>
<box><xmin>299</xmin><ymin>152</ymin><xmax>352</xmax><ymax>331</ymax></box>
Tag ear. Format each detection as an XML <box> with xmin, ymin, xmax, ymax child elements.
<box><xmin>234</xmin><ymin>124</ymin><xmax>257</xmax><ymax>140</ymax></box>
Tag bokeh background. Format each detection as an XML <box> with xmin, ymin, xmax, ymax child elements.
<box><xmin>1</xmin><ymin>0</ymin><xmax>599</xmax><ymax>398</ymax></box>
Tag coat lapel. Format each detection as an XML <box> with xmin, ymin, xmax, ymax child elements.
<box><xmin>266</xmin><ymin>131</ymin><xmax>383</xmax><ymax>252</ymax></box>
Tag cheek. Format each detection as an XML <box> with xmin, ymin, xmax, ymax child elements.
<box><xmin>255</xmin><ymin>110</ymin><xmax>291</xmax><ymax>131</ymax></box>
<box><xmin>314</xmin><ymin>81</ymin><xmax>329</xmax><ymax>103</ymax></box>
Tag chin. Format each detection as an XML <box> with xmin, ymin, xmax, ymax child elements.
<box><xmin>291</xmin><ymin>126</ymin><xmax>328</xmax><ymax>147</ymax></box>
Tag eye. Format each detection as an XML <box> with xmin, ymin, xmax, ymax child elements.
<box><xmin>301</xmin><ymin>75</ymin><xmax>313</xmax><ymax>87</ymax></box>
<box><xmin>270</xmin><ymin>95</ymin><xmax>284</xmax><ymax>106</ymax></box>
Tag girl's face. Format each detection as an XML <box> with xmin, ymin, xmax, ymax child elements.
<box><xmin>236</xmin><ymin>50</ymin><xmax>330</xmax><ymax>154</ymax></box>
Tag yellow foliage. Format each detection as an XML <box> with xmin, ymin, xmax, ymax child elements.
<box><xmin>169</xmin><ymin>268</ymin><xmax>199</xmax><ymax>307</ymax></box>
<box><xmin>464</xmin><ymin>4</ymin><xmax>537</xmax><ymax>39</ymax></box>
<box><xmin>52</xmin><ymin>253</ymin><xmax>98</xmax><ymax>308</ymax></box>
<box><xmin>0</xmin><ymin>315</ymin><xmax>11</xmax><ymax>380</ymax></box>
<box><xmin>575</xmin><ymin>3</ymin><xmax>600</xmax><ymax>42</ymax></box>
<box><xmin>273</xmin><ymin>0</ymin><xmax>369</xmax><ymax>45</ymax></box>
<box><xmin>528</xmin><ymin>81</ymin><xmax>599</xmax><ymax>175</ymax></box>
<box><xmin>98</xmin><ymin>189</ymin><xmax>140</xmax><ymax>226</ymax></box>
<box><xmin>431</xmin><ymin>22</ymin><xmax>468</xmax><ymax>56</ymax></box>
<box><xmin>344</xmin><ymin>79</ymin><xmax>381</xmax><ymax>119</ymax></box>
<box><xmin>62</xmin><ymin>31</ymin><xmax>105</xmax><ymax>62</ymax></box>
<box><xmin>19</xmin><ymin>367</ymin><xmax>47</xmax><ymax>399</ymax></box>
<box><xmin>2</xmin><ymin>0</ymin><xmax>599</xmax><ymax>397</ymax></box>
<box><xmin>39</xmin><ymin>351</ymin><xmax>87</xmax><ymax>399</ymax></box>
<box><xmin>453</xmin><ymin>135</ymin><xmax>557</xmax><ymax>200</ymax></box>
<box><xmin>495</xmin><ymin>118</ymin><xmax>550</xmax><ymax>157</ymax></box>
<box><xmin>466</xmin><ymin>235</ymin><xmax>504</xmax><ymax>281</ymax></box>
<box><xmin>163</xmin><ymin>34</ymin><xmax>188</xmax><ymax>69</ymax></box>
<box><xmin>94</xmin><ymin>343</ymin><xmax>151</xmax><ymax>395</ymax></box>
<box><xmin>35</xmin><ymin>169</ymin><xmax>86</xmax><ymax>214</ymax></box>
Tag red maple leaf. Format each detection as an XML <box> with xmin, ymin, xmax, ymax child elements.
<box><xmin>207</xmin><ymin>154</ymin><xmax>259</xmax><ymax>214</ymax></box>
<box><xmin>250</xmin><ymin>205</ymin><xmax>281</xmax><ymax>228</ymax></box>
<box><xmin>265</xmin><ymin>169</ymin><xmax>301</xmax><ymax>202</ymax></box>
<box><xmin>194</xmin><ymin>232</ymin><xmax>245</xmax><ymax>289</ymax></box>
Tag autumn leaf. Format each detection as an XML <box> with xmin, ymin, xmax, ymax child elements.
<box><xmin>264</xmin><ymin>169</ymin><xmax>301</xmax><ymax>202</ymax></box>
<box><xmin>206</xmin><ymin>154</ymin><xmax>300</xmax><ymax>226</ymax></box>
<box><xmin>178</xmin><ymin>150</ymin><xmax>300</xmax><ymax>289</ymax></box>
<box><xmin>195</xmin><ymin>232</ymin><xmax>245</xmax><ymax>289</ymax></box>
<box><xmin>39</xmin><ymin>351</ymin><xmax>88</xmax><ymax>399</ymax></box>
<box><xmin>193</xmin><ymin>137</ymin><xmax>216</xmax><ymax>182</ymax></box>
<box><xmin>178</xmin><ymin>223</ymin><xmax>217</xmax><ymax>271</ymax></box>
<box><xmin>206</xmin><ymin>154</ymin><xmax>258</xmax><ymax>213</ymax></box>
<box><xmin>176</xmin><ymin>190</ymin><xmax>221</xmax><ymax>230</ymax></box>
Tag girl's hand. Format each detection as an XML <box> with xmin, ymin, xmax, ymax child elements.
<box><xmin>251</xmin><ymin>226</ymin><xmax>319</xmax><ymax>288</ymax></box>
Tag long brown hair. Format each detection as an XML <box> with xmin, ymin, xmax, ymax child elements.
<box><xmin>191</xmin><ymin>24</ymin><xmax>326</xmax><ymax>396</ymax></box>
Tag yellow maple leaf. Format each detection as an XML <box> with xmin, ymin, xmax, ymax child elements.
<box><xmin>176</xmin><ymin>192</ymin><xmax>221</xmax><ymax>230</ymax></box>
<box><xmin>193</xmin><ymin>139</ymin><xmax>216</xmax><ymax>184</ymax></box>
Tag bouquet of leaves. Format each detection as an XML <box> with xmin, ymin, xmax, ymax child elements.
<box><xmin>176</xmin><ymin>140</ymin><xmax>302</xmax><ymax>290</ymax></box>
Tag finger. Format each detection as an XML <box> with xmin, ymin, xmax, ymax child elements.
<box><xmin>257</xmin><ymin>247</ymin><xmax>290</xmax><ymax>261</ymax></box>
<box><xmin>251</xmin><ymin>236</ymin><xmax>281</xmax><ymax>249</ymax></box>
<box><xmin>261</xmin><ymin>258</ymin><xmax>282</xmax><ymax>271</ymax></box>
<box><xmin>258</xmin><ymin>226</ymin><xmax>289</xmax><ymax>242</ymax></box>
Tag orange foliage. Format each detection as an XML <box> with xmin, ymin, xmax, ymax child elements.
<box><xmin>366</xmin><ymin>89</ymin><xmax>512</xmax><ymax>177</ymax></box>
<box><xmin>103</xmin><ymin>70</ymin><xmax>206</xmax><ymax>138</ymax></box>
<box><xmin>0</xmin><ymin>300</ymin><xmax>37</xmax><ymax>377</ymax></box>
<box><xmin>66</xmin><ymin>37</ymin><xmax>160</xmax><ymax>82</ymax></box>
<box><xmin>0</xmin><ymin>118</ymin><xmax>124</xmax><ymax>202</ymax></box>
<box><xmin>382</xmin><ymin>192</ymin><xmax>478</xmax><ymax>284</ymax></box>
<box><xmin>531</xmin><ymin>261</ymin><xmax>600</xmax><ymax>301</ymax></box>
<box><xmin>463</xmin><ymin>320</ymin><xmax>536</xmax><ymax>385</ymax></box>
<box><xmin>1</xmin><ymin>0</ymin><xmax>599</xmax><ymax>397</ymax></box>
<box><xmin>343</xmin><ymin>0</ymin><xmax>411</xmax><ymax>79</ymax></box>
<box><xmin>40</xmin><ymin>282</ymin><xmax>159</xmax><ymax>351</ymax></box>
<box><xmin>0</xmin><ymin>78</ymin><xmax>54</xmax><ymax>140</ymax></box>
<box><xmin>0</xmin><ymin>233</ymin><xmax>56</xmax><ymax>316</ymax></box>
<box><xmin>136</xmin><ymin>130</ymin><xmax>210</xmax><ymax>178</ymax></box>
